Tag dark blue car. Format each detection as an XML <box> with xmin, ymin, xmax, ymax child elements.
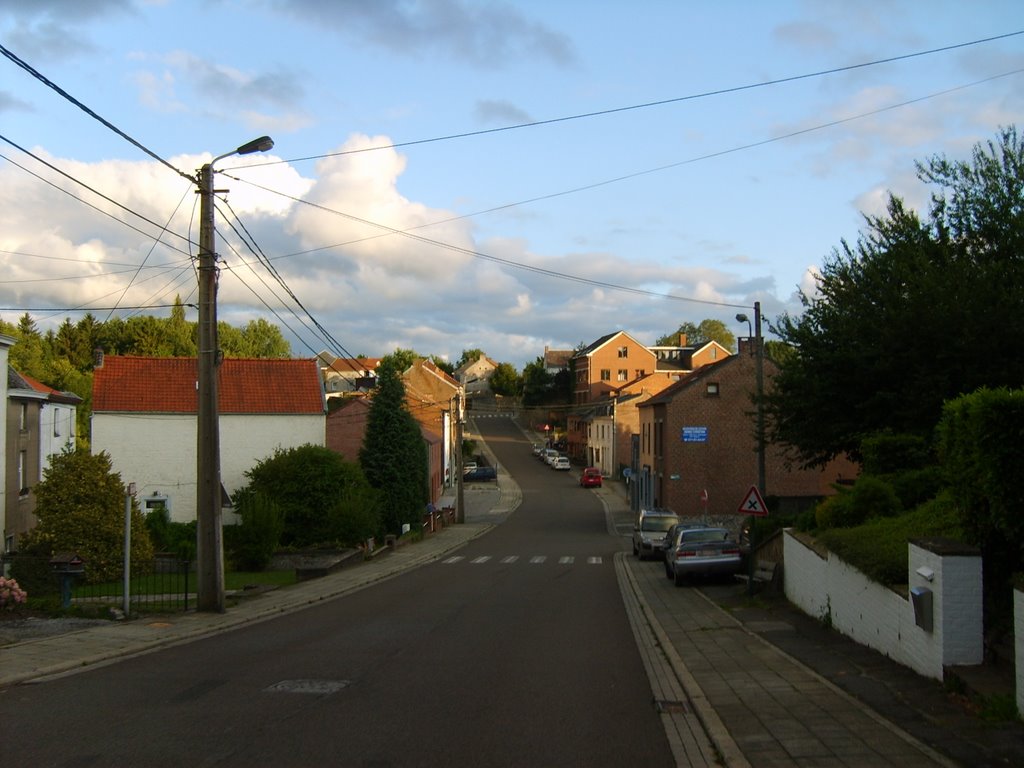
<box><xmin>463</xmin><ymin>466</ymin><xmax>497</xmax><ymax>481</ymax></box>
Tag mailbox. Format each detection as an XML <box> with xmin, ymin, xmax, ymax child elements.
<box><xmin>910</xmin><ymin>586</ymin><xmax>933</xmax><ymax>632</ymax></box>
<box><xmin>50</xmin><ymin>552</ymin><xmax>85</xmax><ymax>608</ymax></box>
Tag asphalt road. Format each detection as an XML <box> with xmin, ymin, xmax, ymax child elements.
<box><xmin>0</xmin><ymin>417</ymin><xmax>675</xmax><ymax>767</ymax></box>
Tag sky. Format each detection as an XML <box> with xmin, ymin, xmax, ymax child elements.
<box><xmin>0</xmin><ymin>1</ymin><xmax>1022</xmax><ymax>372</ymax></box>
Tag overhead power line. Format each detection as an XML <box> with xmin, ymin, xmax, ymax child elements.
<box><xmin>0</xmin><ymin>42</ymin><xmax>194</xmax><ymax>183</ymax></box>
<box><xmin>226</xmin><ymin>69</ymin><xmax>1022</xmax><ymax>314</ymax></box>
<box><xmin>244</xmin><ymin>30</ymin><xmax>1024</xmax><ymax>167</ymax></box>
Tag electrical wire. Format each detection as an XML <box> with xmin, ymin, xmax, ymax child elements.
<box><xmin>223</xmin><ymin>69</ymin><xmax>1023</xmax><ymax>314</ymax></box>
<box><xmin>239</xmin><ymin>30</ymin><xmax>1024</xmax><ymax>168</ymax></box>
<box><xmin>0</xmin><ymin>137</ymin><xmax>197</xmax><ymax>256</ymax></box>
<box><xmin>0</xmin><ymin>42</ymin><xmax>194</xmax><ymax>184</ymax></box>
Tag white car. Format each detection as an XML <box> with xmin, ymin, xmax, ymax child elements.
<box><xmin>552</xmin><ymin>456</ymin><xmax>571</xmax><ymax>470</ymax></box>
<box><xmin>541</xmin><ymin>448</ymin><xmax>559</xmax><ymax>465</ymax></box>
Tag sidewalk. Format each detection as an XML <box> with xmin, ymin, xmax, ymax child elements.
<box><xmin>599</xmin><ymin>478</ymin><xmax>1024</xmax><ymax>768</ymax></box>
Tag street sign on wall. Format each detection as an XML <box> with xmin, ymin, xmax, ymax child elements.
<box><xmin>681</xmin><ymin>426</ymin><xmax>708</xmax><ymax>442</ymax></box>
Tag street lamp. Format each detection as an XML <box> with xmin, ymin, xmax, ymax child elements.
<box><xmin>735</xmin><ymin>313</ymin><xmax>752</xmax><ymax>344</ymax></box>
<box><xmin>196</xmin><ymin>135</ymin><xmax>274</xmax><ymax>613</ymax></box>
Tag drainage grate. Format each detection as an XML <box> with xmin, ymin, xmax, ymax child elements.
<box><xmin>655</xmin><ymin>699</ymin><xmax>690</xmax><ymax>714</ymax></box>
<box><xmin>265</xmin><ymin>679</ymin><xmax>351</xmax><ymax>695</ymax></box>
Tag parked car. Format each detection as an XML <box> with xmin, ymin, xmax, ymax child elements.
<box><xmin>463</xmin><ymin>462</ymin><xmax>478</xmax><ymax>474</ymax></box>
<box><xmin>463</xmin><ymin>466</ymin><xmax>497</xmax><ymax>482</ymax></box>
<box><xmin>632</xmin><ymin>508</ymin><xmax>680</xmax><ymax>560</ymax></box>
<box><xmin>552</xmin><ymin>456</ymin><xmax>571</xmax><ymax>471</ymax></box>
<box><xmin>531</xmin><ymin>444</ymin><xmax>544</xmax><ymax>457</ymax></box>
<box><xmin>540</xmin><ymin>448</ymin><xmax>559</xmax><ymax>465</ymax></box>
<box><xmin>580</xmin><ymin>467</ymin><xmax>602</xmax><ymax>488</ymax></box>
<box><xmin>663</xmin><ymin>526</ymin><xmax>741</xmax><ymax>585</ymax></box>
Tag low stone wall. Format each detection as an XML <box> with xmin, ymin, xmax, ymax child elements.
<box><xmin>783</xmin><ymin>530</ymin><xmax>982</xmax><ymax>680</ymax></box>
<box><xmin>269</xmin><ymin>549</ymin><xmax>362</xmax><ymax>580</ymax></box>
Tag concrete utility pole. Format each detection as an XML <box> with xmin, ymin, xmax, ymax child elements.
<box><xmin>196</xmin><ymin>136</ymin><xmax>274</xmax><ymax>613</ymax></box>
<box><xmin>455</xmin><ymin>392</ymin><xmax>465</xmax><ymax>524</ymax></box>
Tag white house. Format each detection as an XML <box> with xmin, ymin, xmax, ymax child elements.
<box><xmin>91</xmin><ymin>354</ymin><xmax>326</xmax><ymax>524</ymax></box>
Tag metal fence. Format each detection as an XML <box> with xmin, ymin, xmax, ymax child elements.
<box><xmin>1</xmin><ymin>554</ymin><xmax>194</xmax><ymax>616</ymax></box>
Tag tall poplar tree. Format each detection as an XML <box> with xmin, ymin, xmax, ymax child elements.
<box><xmin>359</xmin><ymin>355</ymin><xmax>428</xmax><ymax>535</ymax></box>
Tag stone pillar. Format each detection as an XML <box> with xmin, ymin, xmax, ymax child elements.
<box><xmin>910</xmin><ymin>537</ymin><xmax>983</xmax><ymax>668</ymax></box>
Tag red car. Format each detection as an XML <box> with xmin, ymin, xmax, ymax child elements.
<box><xmin>580</xmin><ymin>467</ymin><xmax>603</xmax><ymax>488</ymax></box>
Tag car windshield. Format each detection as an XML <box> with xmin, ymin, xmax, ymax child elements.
<box><xmin>681</xmin><ymin>529</ymin><xmax>728</xmax><ymax>543</ymax></box>
<box><xmin>642</xmin><ymin>517</ymin><xmax>678</xmax><ymax>532</ymax></box>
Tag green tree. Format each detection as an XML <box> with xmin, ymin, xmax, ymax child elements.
<box><xmin>9</xmin><ymin>312</ymin><xmax>48</xmax><ymax>379</ymax></box>
<box><xmin>165</xmin><ymin>297</ymin><xmax>197</xmax><ymax>357</ymax></box>
<box><xmin>239</xmin><ymin>318</ymin><xmax>291</xmax><ymax>358</ymax></box>
<box><xmin>360</xmin><ymin>356</ymin><xmax>428</xmax><ymax>535</ymax></box>
<box><xmin>239</xmin><ymin>444</ymin><xmax>380</xmax><ymax>547</ymax></box>
<box><xmin>656</xmin><ymin>319</ymin><xmax>736</xmax><ymax>350</ymax></box>
<box><xmin>767</xmin><ymin>127</ymin><xmax>1024</xmax><ymax>467</ymax></box>
<box><xmin>522</xmin><ymin>357</ymin><xmax>553</xmax><ymax>406</ymax></box>
<box><xmin>489</xmin><ymin>362</ymin><xmax>521</xmax><ymax>396</ymax></box>
<box><xmin>21</xmin><ymin>450</ymin><xmax>154</xmax><ymax>583</ymax></box>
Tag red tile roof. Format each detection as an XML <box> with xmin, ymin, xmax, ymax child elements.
<box><xmin>92</xmin><ymin>356</ymin><xmax>325</xmax><ymax>415</ymax></box>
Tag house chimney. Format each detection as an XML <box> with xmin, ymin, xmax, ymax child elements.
<box><xmin>93</xmin><ymin>348</ymin><xmax>104</xmax><ymax>368</ymax></box>
<box><xmin>678</xmin><ymin>333</ymin><xmax>687</xmax><ymax>346</ymax></box>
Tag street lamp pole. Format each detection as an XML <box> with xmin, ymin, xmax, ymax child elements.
<box><xmin>196</xmin><ymin>136</ymin><xmax>274</xmax><ymax>613</ymax></box>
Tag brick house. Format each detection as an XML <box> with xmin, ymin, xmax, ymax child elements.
<box><xmin>91</xmin><ymin>355</ymin><xmax>326</xmax><ymax>524</ymax></box>
<box><xmin>4</xmin><ymin>368</ymin><xmax>82</xmax><ymax>551</ymax></box>
<box><xmin>325</xmin><ymin>358</ymin><xmax>461</xmax><ymax>506</ymax></box>
<box><xmin>636</xmin><ymin>339</ymin><xmax>856</xmax><ymax>534</ymax></box>
<box><xmin>567</xmin><ymin>331</ymin><xmax>731</xmax><ymax>465</ymax></box>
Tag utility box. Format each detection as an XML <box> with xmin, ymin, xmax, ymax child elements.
<box><xmin>911</xmin><ymin>586</ymin><xmax>933</xmax><ymax>632</ymax></box>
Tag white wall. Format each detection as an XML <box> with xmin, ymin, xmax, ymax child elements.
<box><xmin>93</xmin><ymin>412</ymin><xmax>325</xmax><ymax>523</ymax></box>
<box><xmin>784</xmin><ymin>531</ymin><xmax>983</xmax><ymax>680</ymax></box>
<box><xmin>38</xmin><ymin>403</ymin><xmax>77</xmax><ymax>471</ymax></box>
<box><xmin>1015</xmin><ymin>589</ymin><xmax>1023</xmax><ymax>718</ymax></box>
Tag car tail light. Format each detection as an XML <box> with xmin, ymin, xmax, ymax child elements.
<box><xmin>722</xmin><ymin>547</ymin><xmax>740</xmax><ymax>555</ymax></box>
<box><xmin>677</xmin><ymin>549</ymin><xmax>697</xmax><ymax>557</ymax></box>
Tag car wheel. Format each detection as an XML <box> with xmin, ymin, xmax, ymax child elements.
<box><xmin>664</xmin><ymin>561</ymin><xmax>674</xmax><ymax>581</ymax></box>
<box><xmin>632</xmin><ymin>541</ymin><xmax>638</xmax><ymax>556</ymax></box>
<box><xmin>673</xmin><ymin>569</ymin><xmax>686</xmax><ymax>587</ymax></box>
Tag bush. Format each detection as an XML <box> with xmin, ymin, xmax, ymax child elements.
<box><xmin>22</xmin><ymin>449</ymin><xmax>154</xmax><ymax>583</ymax></box>
<box><xmin>144</xmin><ymin>507</ymin><xmax>196</xmax><ymax>561</ymax></box>
<box><xmin>229</xmin><ymin>490</ymin><xmax>284</xmax><ymax>571</ymax></box>
<box><xmin>817</xmin><ymin>492</ymin><xmax>963</xmax><ymax>584</ymax></box>
<box><xmin>815</xmin><ymin>476</ymin><xmax>901</xmax><ymax>530</ymax></box>
<box><xmin>241</xmin><ymin>444</ymin><xmax>382</xmax><ymax>548</ymax></box>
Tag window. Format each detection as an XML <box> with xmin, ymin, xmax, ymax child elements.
<box><xmin>19</xmin><ymin>403</ymin><xmax>27</xmax><ymax>431</ymax></box>
<box><xmin>600</xmin><ymin>369</ymin><xmax>611</xmax><ymax>381</ymax></box>
<box><xmin>706</xmin><ymin>382</ymin><xmax>720</xmax><ymax>396</ymax></box>
<box><xmin>144</xmin><ymin>493</ymin><xmax>171</xmax><ymax>518</ymax></box>
<box><xmin>18</xmin><ymin>451</ymin><xmax>28</xmax><ymax>496</ymax></box>
<box><xmin>54</xmin><ymin>407</ymin><xmax>62</xmax><ymax>437</ymax></box>
<box><xmin>617</xmin><ymin>346</ymin><xmax>628</xmax><ymax>358</ymax></box>
<box><xmin>710</xmin><ymin>347</ymin><xmax>718</xmax><ymax>360</ymax></box>
<box><xmin>617</xmin><ymin>369</ymin><xmax>628</xmax><ymax>381</ymax></box>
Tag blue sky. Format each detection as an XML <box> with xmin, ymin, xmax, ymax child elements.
<box><xmin>1</xmin><ymin>0</ymin><xmax>1021</xmax><ymax>370</ymax></box>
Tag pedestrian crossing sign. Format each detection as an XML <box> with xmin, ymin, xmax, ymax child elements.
<box><xmin>738</xmin><ymin>485</ymin><xmax>768</xmax><ymax>517</ymax></box>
